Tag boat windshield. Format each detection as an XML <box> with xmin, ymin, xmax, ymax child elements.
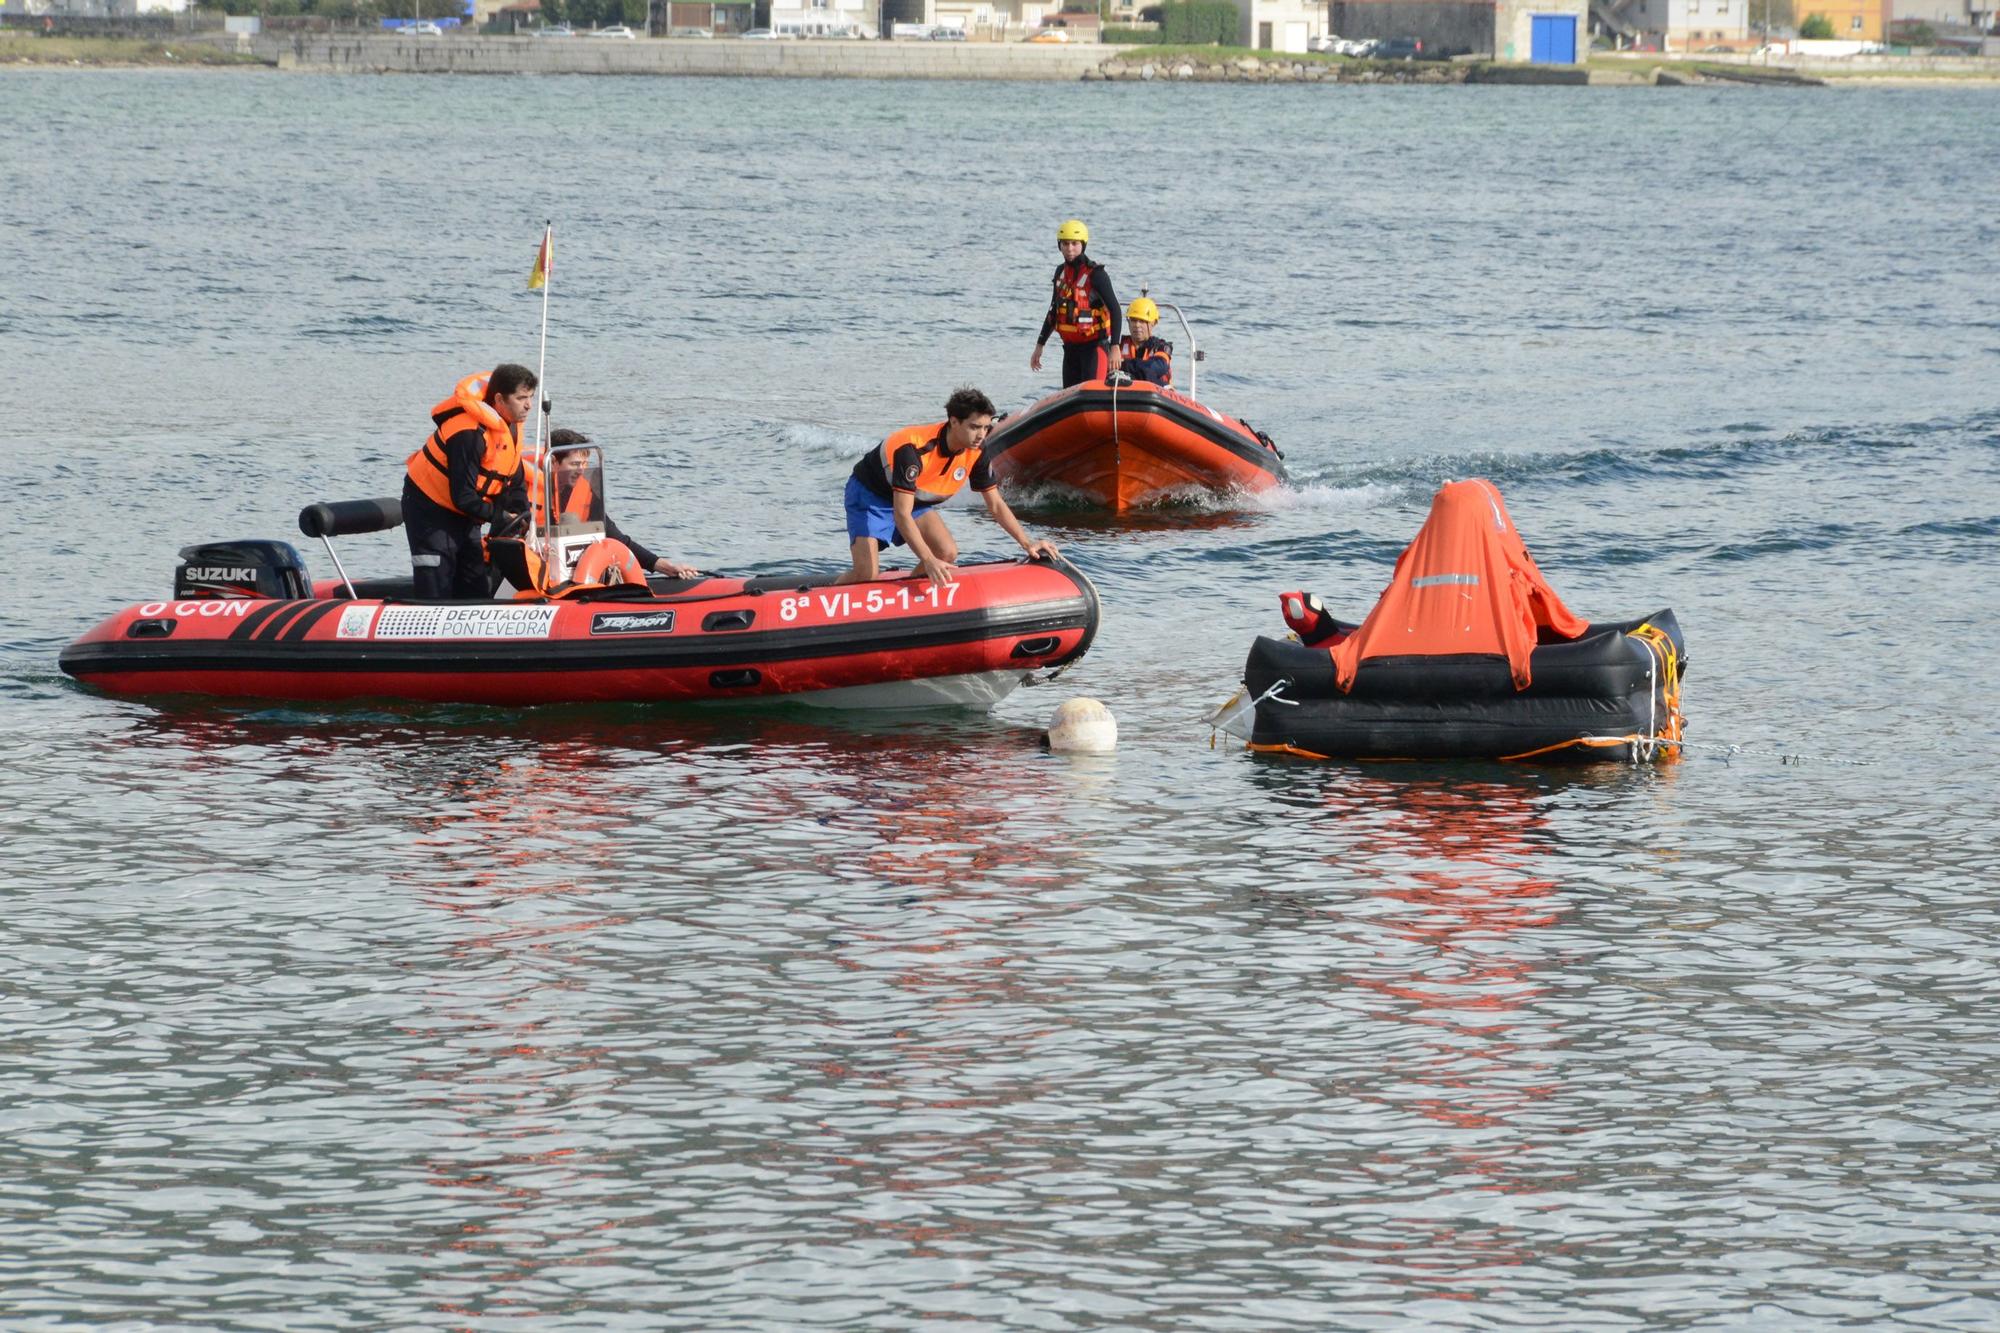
<box><xmin>549</xmin><ymin>445</ymin><xmax>607</xmax><ymax>534</ymax></box>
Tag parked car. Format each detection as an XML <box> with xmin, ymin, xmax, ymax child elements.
<box><xmin>1027</xmin><ymin>27</ymin><xmax>1068</xmax><ymax>42</ymax></box>
<box><xmin>406</xmin><ymin>20</ymin><xmax>444</xmax><ymax>35</ymax></box>
<box><xmin>739</xmin><ymin>27</ymin><xmax>776</xmax><ymax>38</ymax></box>
<box><xmin>1371</xmin><ymin>36</ymin><xmax>1423</xmax><ymax>59</ymax></box>
<box><xmin>590</xmin><ymin>24</ymin><xmax>636</xmax><ymax>38</ymax></box>
<box><xmin>669</xmin><ymin>25</ymin><xmax>713</xmax><ymax>37</ymax></box>
<box><xmin>536</xmin><ymin>23</ymin><xmax>575</xmax><ymax>36</ymax></box>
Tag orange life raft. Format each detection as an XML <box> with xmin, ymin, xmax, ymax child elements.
<box><xmin>1229</xmin><ymin>480</ymin><xmax>1688</xmax><ymax>763</ymax></box>
<box><xmin>984</xmin><ymin>379</ymin><xmax>1286</xmax><ymax>513</ymax></box>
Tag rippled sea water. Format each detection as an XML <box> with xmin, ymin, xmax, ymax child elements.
<box><xmin>4</xmin><ymin>70</ymin><xmax>1999</xmax><ymax>1328</ymax></box>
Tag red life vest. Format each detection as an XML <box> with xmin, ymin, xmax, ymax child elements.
<box><xmin>877</xmin><ymin>422</ymin><xmax>984</xmax><ymax>505</ymax></box>
<box><xmin>405</xmin><ymin>372</ymin><xmax>522</xmax><ymax>517</ymax></box>
<box><xmin>1052</xmin><ymin>259</ymin><xmax>1110</xmax><ymax>344</ymax></box>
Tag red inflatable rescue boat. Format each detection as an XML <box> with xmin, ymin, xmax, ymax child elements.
<box><xmin>59</xmin><ymin>494</ymin><xmax>1100</xmax><ymax>710</ymax></box>
<box><xmin>984</xmin><ymin>379</ymin><xmax>1287</xmax><ymax>513</ymax></box>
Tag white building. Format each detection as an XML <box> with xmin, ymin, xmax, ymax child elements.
<box><xmin>1236</xmin><ymin>0</ymin><xmax>1322</xmax><ymax>52</ymax></box>
<box><xmin>1605</xmin><ymin>0</ymin><xmax>1750</xmax><ymax>50</ymax></box>
<box><xmin>770</xmin><ymin>0</ymin><xmax>871</xmax><ymax>35</ymax></box>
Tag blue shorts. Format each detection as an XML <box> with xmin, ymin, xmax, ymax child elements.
<box><xmin>844</xmin><ymin>475</ymin><xmax>936</xmax><ymax>549</ymax></box>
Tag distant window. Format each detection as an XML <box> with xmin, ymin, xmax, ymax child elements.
<box><xmin>1850</xmin><ymin>14</ymin><xmax>1862</xmax><ymax>26</ymax></box>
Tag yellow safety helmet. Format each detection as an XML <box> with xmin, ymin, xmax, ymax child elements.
<box><xmin>1127</xmin><ymin>296</ymin><xmax>1160</xmax><ymax>324</ymax></box>
<box><xmin>1056</xmin><ymin>218</ymin><xmax>1090</xmax><ymax>244</ymax></box>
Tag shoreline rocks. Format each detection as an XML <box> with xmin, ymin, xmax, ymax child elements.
<box><xmin>1089</xmin><ymin>56</ymin><xmax>1469</xmax><ymax>84</ymax></box>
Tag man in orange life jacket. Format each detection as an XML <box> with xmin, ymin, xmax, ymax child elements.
<box><xmin>1116</xmin><ymin>295</ymin><xmax>1173</xmax><ymax>388</ymax></box>
<box><xmin>838</xmin><ymin>387</ymin><xmax>1059</xmax><ymax>588</ymax></box>
<box><xmin>546</xmin><ymin>429</ymin><xmax>699</xmax><ymax>580</ymax></box>
<box><xmin>402</xmin><ymin>363</ymin><xmax>537</xmax><ymax>599</ymax></box>
<box><xmin>1029</xmin><ymin>218</ymin><xmax>1123</xmax><ymax>388</ymax></box>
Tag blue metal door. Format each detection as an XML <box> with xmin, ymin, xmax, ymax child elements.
<box><xmin>1530</xmin><ymin>14</ymin><xmax>1576</xmax><ymax>63</ymax></box>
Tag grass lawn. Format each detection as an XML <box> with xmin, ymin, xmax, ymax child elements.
<box><xmin>1100</xmin><ymin>43</ymin><xmax>1350</xmax><ymax>64</ymax></box>
<box><xmin>0</xmin><ymin>33</ymin><xmax>268</xmax><ymax>66</ymax></box>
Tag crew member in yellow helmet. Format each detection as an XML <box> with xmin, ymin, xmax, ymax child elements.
<box><xmin>1117</xmin><ymin>295</ymin><xmax>1173</xmax><ymax>388</ymax></box>
<box><xmin>1031</xmin><ymin>218</ymin><xmax>1123</xmax><ymax>388</ymax></box>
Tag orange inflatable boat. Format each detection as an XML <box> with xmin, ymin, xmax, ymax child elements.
<box><xmin>984</xmin><ymin>379</ymin><xmax>1287</xmax><ymax>513</ymax></box>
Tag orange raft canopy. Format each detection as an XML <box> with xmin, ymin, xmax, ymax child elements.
<box><xmin>1231</xmin><ymin>479</ymin><xmax>1689</xmax><ymax>762</ymax></box>
<box><xmin>1330</xmin><ymin>479</ymin><xmax>1588</xmax><ymax>691</ymax></box>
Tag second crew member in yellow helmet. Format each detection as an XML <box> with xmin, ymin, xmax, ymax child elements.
<box><xmin>1030</xmin><ymin>218</ymin><xmax>1123</xmax><ymax>389</ymax></box>
<box><xmin>1116</xmin><ymin>295</ymin><xmax>1173</xmax><ymax>388</ymax></box>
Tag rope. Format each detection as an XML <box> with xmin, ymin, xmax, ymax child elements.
<box><xmin>1651</xmin><ymin>738</ymin><xmax>1873</xmax><ymax>767</ymax></box>
<box><xmin>1022</xmin><ymin>657</ymin><xmax>1079</xmax><ymax>687</ymax></box>
<box><xmin>1514</xmin><ymin>735</ymin><xmax>1873</xmax><ymax>767</ymax></box>
<box><xmin>1203</xmin><ymin>677</ymin><xmax>1294</xmax><ymax>748</ymax></box>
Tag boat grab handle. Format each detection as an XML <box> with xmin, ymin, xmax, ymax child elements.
<box><xmin>299</xmin><ymin>497</ymin><xmax>404</xmax><ymax>539</ymax></box>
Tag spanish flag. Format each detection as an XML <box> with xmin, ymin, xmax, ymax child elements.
<box><xmin>528</xmin><ymin>225</ymin><xmax>552</xmax><ymax>291</ymax></box>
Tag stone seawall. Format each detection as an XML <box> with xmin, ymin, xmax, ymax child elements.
<box><xmin>238</xmin><ymin>34</ymin><xmax>2000</xmax><ymax>83</ymax></box>
<box><xmin>257</xmin><ymin>33</ymin><xmax>1108</xmax><ymax>80</ymax></box>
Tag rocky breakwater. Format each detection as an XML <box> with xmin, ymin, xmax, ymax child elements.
<box><xmin>1086</xmin><ymin>54</ymin><xmax>1466</xmax><ymax>84</ymax></box>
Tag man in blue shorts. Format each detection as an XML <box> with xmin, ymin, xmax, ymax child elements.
<box><xmin>838</xmin><ymin>387</ymin><xmax>1059</xmax><ymax>587</ymax></box>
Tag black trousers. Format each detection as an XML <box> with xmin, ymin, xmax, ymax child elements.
<box><xmin>1060</xmin><ymin>340</ymin><xmax>1108</xmax><ymax>388</ymax></box>
<box><xmin>401</xmin><ymin>478</ymin><xmax>492</xmax><ymax>600</ymax></box>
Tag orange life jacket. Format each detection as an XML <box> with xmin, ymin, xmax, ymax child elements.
<box><xmin>405</xmin><ymin>372</ymin><xmax>522</xmax><ymax>517</ymax></box>
<box><xmin>521</xmin><ymin>448</ymin><xmax>595</xmax><ymax>527</ymax></box>
<box><xmin>1052</xmin><ymin>259</ymin><xmax>1110</xmax><ymax>344</ymax></box>
<box><xmin>877</xmin><ymin>422</ymin><xmax>984</xmax><ymax>505</ymax></box>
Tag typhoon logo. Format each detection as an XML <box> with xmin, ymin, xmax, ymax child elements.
<box><xmin>590</xmin><ymin>610</ymin><xmax>678</xmax><ymax>636</ymax></box>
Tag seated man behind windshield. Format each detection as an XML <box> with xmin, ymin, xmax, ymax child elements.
<box><xmin>547</xmin><ymin>429</ymin><xmax>699</xmax><ymax>580</ymax></box>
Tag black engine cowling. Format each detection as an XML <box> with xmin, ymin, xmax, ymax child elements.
<box><xmin>174</xmin><ymin>540</ymin><xmax>312</xmax><ymax>600</ymax></box>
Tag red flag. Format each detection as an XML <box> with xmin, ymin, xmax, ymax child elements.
<box><xmin>528</xmin><ymin>226</ymin><xmax>552</xmax><ymax>291</ymax></box>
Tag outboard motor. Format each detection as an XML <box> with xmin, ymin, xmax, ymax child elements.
<box><xmin>174</xmin><ymin>540</ymin><xmax>312</xmax><ymax>600</ymax></box>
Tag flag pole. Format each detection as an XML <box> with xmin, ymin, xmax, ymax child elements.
<box><xmin>531</xmin><ymin>220</ymin><xmax>553</xmax><ymax>457</ymax></box>
<box><xmin>528</xmin><ymin>222</ymin><xmax>555</xmax><ymax>583</ymax></box>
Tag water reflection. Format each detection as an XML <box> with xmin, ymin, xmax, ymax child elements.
<box><xmin>1240</xmin><ymin>765</ymin><xmax>1590</xmax><ymax>1289</ymax></box>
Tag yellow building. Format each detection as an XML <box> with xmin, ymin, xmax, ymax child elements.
<box><xmin>1800</xmin><ymin>0</ymin><xmax>1886</xmax><ymax>41</ymax></box>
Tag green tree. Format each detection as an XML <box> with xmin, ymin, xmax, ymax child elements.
<box><xmin>1746</xmin><ymin>0</ymin><xmax>1794</xmax><ymax>34</ymax></box>
<box><xmin>314</xmin><ymin>0</ymin><xmax>384</xmax><ymax>19</ymax></box>
<box><xmin>1799</xmin><ymin>12</ymin><xmax>1835</xmax><ymax>37</ymax></box>
<box><xmin>1157</xmin><ymin>0</ymin><xmax>1234</xmax><ymax>43</ymax></box>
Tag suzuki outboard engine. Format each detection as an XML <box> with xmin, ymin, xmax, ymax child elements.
<box><xmin>174</xmin><ymin>540</ymin><xmax>312</xmax><ymax>600</ymax></box>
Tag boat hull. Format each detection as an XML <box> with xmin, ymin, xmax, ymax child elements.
<box><xmin>59</xmin><ymin>559</ymin><xmax>1100</xmax><ymax>710</ymax></box>
<box><xmin>1240</xmin><ymin>612</ymin><xmax>1687</xmax><ymax>762</ymax></box>
<box><xmin>985</xmin><ymin>380</ymin><xmax>1286</xmax><ymax>512</ymax></box>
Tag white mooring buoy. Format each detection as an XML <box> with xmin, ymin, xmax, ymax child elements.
<box><xmin>1046</xmin><ymin>697</ymin><xmax>1117</xmax><ymax>754</ymax></box>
